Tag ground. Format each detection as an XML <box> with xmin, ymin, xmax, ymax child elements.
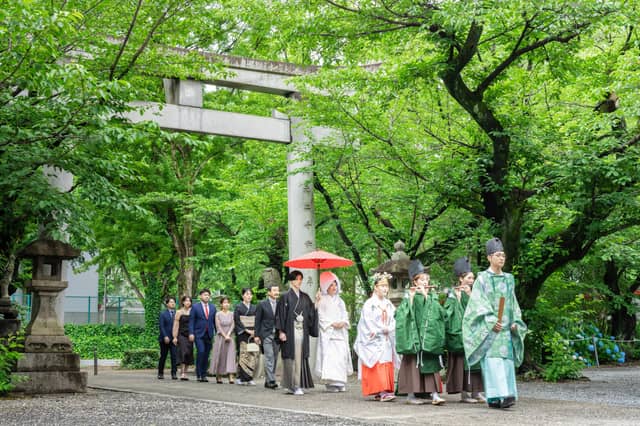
<box><xmin>2</xmin><ymin>366</ymin><xmax>639</xmax><ymax>425</ymax></box>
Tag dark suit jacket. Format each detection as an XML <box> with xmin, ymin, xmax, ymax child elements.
<box><xmin>255</xmin><ymin>298</ymin><xmax>277</xmax><ymax>341</ymax></box>
<box><xmin>158</xmin><ymin>309</ymin><xmax>175</xmax><ymax>342</ymax></box>
<box><xmin>188</xmin><ymin>302</ymin><xmax>216</xmax><ymax>340</ymax></box>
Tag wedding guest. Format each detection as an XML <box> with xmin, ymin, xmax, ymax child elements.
<box><xmin>234</xmin><ymin>288</ymin><xmax>258</xmax><ymax>386</ymax></box>
<box><xmin>158</xmin><ymin>297</ymin><xmax>177</xmax><ymax>380</ymax></box>
<box><xmin>172</xmin><ymin>295</ymin><xmax>194</xmax><ymax>380</ymax></box>
<box><xmin>209</xmin><ymin>296</ymin><xmax>236</xmax><ymax>383</ymax></box>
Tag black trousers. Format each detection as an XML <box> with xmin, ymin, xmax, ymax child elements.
<box><xmin>158</xmin><ymin>340</ymin><xmax>177</xmax><ymax>376</ymax></box>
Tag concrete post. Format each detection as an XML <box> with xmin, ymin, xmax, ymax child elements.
<box><xmin>163</xmin><ymin>78</ymin><xmax>203</xmax><ymax>107</ymax></box>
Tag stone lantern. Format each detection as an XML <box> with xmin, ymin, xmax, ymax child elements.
<box><xmin>0</xmin><ymin>281</ymin><xmax>20</xmax><ymax>338</ymax></box>
<box><xmin>371</xmin><ymin>241</ymin><xmax>411</xmax><ymax>306</ymax></box>
<box><xmin>14</xmin><ymin>239</ymin><xmax>87</xmax><ymax>393</ymax></box>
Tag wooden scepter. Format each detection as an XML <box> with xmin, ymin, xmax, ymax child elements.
<box><xmin>497</xmin><ymin>296</ymin><xmax>505</xmax><ymax>324</ymax></box>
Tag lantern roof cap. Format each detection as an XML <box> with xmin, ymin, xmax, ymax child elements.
<box><xmin>20</xmin><ymin>239</ymin><xmax>80</xmax><ymax>260</ymax></box>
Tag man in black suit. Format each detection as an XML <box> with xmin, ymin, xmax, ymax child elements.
<box><xmin>254</xmin><ymin>284</ymin><xmax>280</xmax><ymax>389</ymax></box>
<box><xmin>158</xmin><ymin>297</ymin><xmax>177</xmax><ymax>380</ymax></box>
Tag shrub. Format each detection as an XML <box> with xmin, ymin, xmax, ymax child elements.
<box><xmin>121</xmin><ymin>348</ymin><xmax>159</xmax><ymax>369</ymax></box>
<box><xmin>0</xmin><ymin>332</ymin><xmax>24</xmax><ymax>395</ymax></box>
<box><xmin>542</xmin><ymin>331</ymin><xmax>584</xmax><ymax>382</ymax></box>
<box><xmin>568</xmin><ymin>324</ymin><xmax>626</xmax><ymax>366</ymax></box>
<box><xmin>65</xmin><ymin>324</ymin><xmax>156</xmax><ymax>359</ymax></box>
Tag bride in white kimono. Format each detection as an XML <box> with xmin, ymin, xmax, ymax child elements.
<box><xmin>314</xmin><ymin>271</ymin><xmax>353</xmax><ymax>392</ymax></box>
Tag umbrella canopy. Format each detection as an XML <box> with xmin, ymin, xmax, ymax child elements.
<box><xmin>284</xmin><ymin>249</ymin><xmax>354</xmax><ymax>269</ymax></box>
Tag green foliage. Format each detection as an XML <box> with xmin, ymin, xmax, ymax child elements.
<box><xmin>65</xmin><ymin>324</ymin><xmax>154</xmax><ymax>359</ymax></box>
<box><xmin>624</xmin><ymin>339</ymin><xmax>640</xmax><ymax>361</ymax></box>
<box><xmin>541</xmin><ymin>331</ymin><xmax>584</xmax><ymax>382</ymax></box>
<box><xmin>0</xmin><ymin>332</ymin><xmax>24</xmax><ymax>395</ymax></box>
<box><xmin>120</xmin><ymin>348</ymin><xmax>159</xmax><ymax>370</ymax></box>
<box><xmin>143</xmin><ymin>278</ymin><xmax>164</xmax><ymax>342</ymax></box>
<box><xmin>4</xmin><ymin>0</ymin><xmax>640</xmax><ymax>377</ymax></box>
<box><xmin>520</xmin><ymin>272</ymin><xmax>595</xmax><ymax>366</ymax></box>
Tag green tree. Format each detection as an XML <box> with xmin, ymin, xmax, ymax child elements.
<box><xmin>278</xmin><ymin>0</ymin><xmax>640</xmax><ymax>309</ymax></box>
<box><xmin>0</xmin><ymin>1</ymin><xmax>135</xmax><ymax>288</ymax></box>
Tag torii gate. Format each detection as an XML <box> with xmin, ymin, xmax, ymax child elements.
<box><xmin>125</xmin><ymin>53</ymin><xmax>340</xmax><ymax>295</ymax></box>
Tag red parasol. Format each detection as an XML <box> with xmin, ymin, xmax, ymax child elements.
<box><xmin>284</xmin><ymin>249</ymin><xmax>354</xmax><ymax>269</ymax></box>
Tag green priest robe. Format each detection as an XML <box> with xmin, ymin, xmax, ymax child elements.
<box><xmin>462</xmin><ymin>270</ymin><xmax>527</xmax><ymax>368</ymax></box>
<box><xmin>444</xmin><ymin>290</ymin><xmax>481</xmax><ymax>371</ymax></box>
<box><xmin>395</xmin><ymin>292</ymin><xmax>446</xmax><ymax>374</ymax></box>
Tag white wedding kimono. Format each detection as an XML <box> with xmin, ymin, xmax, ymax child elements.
<box><xmin>315</xmin><ymin>294</ymin><xmax>354</xmax><ymax>386</ymax></box>
<box><xmin>353</xmin><ymin>295</ymin><xmax>400</xmax><ymax>379</ymax></box>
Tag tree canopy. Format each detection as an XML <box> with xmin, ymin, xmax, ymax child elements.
<box><xmin>2</xmin><ymin>2</ymin><xmax>639</xmax><ymax>364</ymax></box>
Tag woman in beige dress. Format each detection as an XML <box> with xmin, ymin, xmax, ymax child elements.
<box><xmin>208</xmin><ymin>296</ymin><xmax>236</xmax><ymax>383</ymax></box>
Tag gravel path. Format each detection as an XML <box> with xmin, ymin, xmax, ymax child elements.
<box><xmin>2</xmin><ymin>366</ymin><xmax>639</xmax><ymax>425</ymax></box>
<box><xmin>2</xmin><ymin>390</ymin><xmax>375</xmax><ymax>426</ymax></box>
<box><xmin>520</xmin><ymin>367</ymin><xmax>640</xmax><ymax>407</ymax></box>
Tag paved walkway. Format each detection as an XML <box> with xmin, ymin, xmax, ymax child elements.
<box><xmin>78</xmin><ymin>366</ymin><xmax>640</xmax><ymax>425</ymax></box>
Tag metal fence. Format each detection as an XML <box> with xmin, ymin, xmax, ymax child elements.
<box><xmin>10</xmin><ymin>294</ymin><xmax>144</xmax><ymax>326</ymax></box>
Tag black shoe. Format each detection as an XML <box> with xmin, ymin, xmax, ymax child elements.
<box><xmin>199</xmin><ymin>377</ymin><xmax>209</xmax><ymax>382</ymax></box>
<box><xmin>157</xmin><ymin>375</ymin><xmax>164</xmax><ymax>380</ymax></box>
<box><xmin>488</xmin><ymin>401</ymin><xmax>501</xmax><ymax>409</ymax></box>
<box><xmin>171</xmin><ymin>375</ymin><xmax>178</xmax><ymax>380</ymax></box>
<box><xmin>501</xmin><ymin>397</ymin><xmax>516</xmax><ymax>408</ymax></box>
<box><xmin>264</xmin><ymin>381</ymin><xmax>277</xmax><ymax>389</ymax></box>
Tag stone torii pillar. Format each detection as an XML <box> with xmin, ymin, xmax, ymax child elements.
<box><xmin>279</xmin><ymin>114</ymin><xmax>317</xmax><ymax>294</ymax></box>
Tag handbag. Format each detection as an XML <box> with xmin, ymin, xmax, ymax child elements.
<box><xmin>245</xmin><ymin>342</ymin><xmax>260</xmax><ymax>352</ymax></box>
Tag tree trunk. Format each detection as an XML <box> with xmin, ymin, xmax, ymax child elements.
<box><xmin>605</xmin><ymin>260</ymin><xmax>638</xmax><ymax>340</ymax></box>
<box><xmin>167</xmin><ymin>207</ymin><xmax>195</xmax><ymax>299</ymax></box>
<box><xmin>119</xmin><ymin>261</ymin><xmax>145</xmax><ymax>303</ymax></box>
<box><xmin>263</xmin><ymin>225</ymin><xmax>287</xmax><ymax>284</ymax></box>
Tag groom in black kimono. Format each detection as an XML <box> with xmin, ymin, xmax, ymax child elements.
<box><xmin>276</xmin><ymin>270</ymin><xmax>318</xmax><ymax>395</ymax></box>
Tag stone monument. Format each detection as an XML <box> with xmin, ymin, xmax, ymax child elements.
<box><xmin>371</xmin><ymin>241</ymin><xmax>411</xmax><ymax>306</ymax></box>
<box><xmin>14</xmin><ymin>239</ymin><xmax>87</xmax><ymax>393</ymax></box>
<box><xmin>261</xmin><ymin>267</ymin><xmax>282</xmax><ymax>289</ymax></box>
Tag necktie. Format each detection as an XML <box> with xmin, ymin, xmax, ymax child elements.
<box><xmin>204</xmin><ymin>303</ymin><xmax>209</xmax><ymax>319</ymax></box>
<box><xmin>271</xmin><ymin>300</ymin><xmax>276</xmax><ymax>315</ymax></box>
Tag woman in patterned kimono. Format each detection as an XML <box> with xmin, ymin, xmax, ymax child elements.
<box><xmin>462</xmin><ymin>238</ymin><xmax>528</xmax><ymax>409</ymax></box>
<box><xmin>234</xmin><ymin>288</ymin><xmax>258</xmax><ymax>386</ymax></box>
<box><xmin>353</xmin><ymin>272</ymin><xmax>399</xmax><ymax>402</ymax></box>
